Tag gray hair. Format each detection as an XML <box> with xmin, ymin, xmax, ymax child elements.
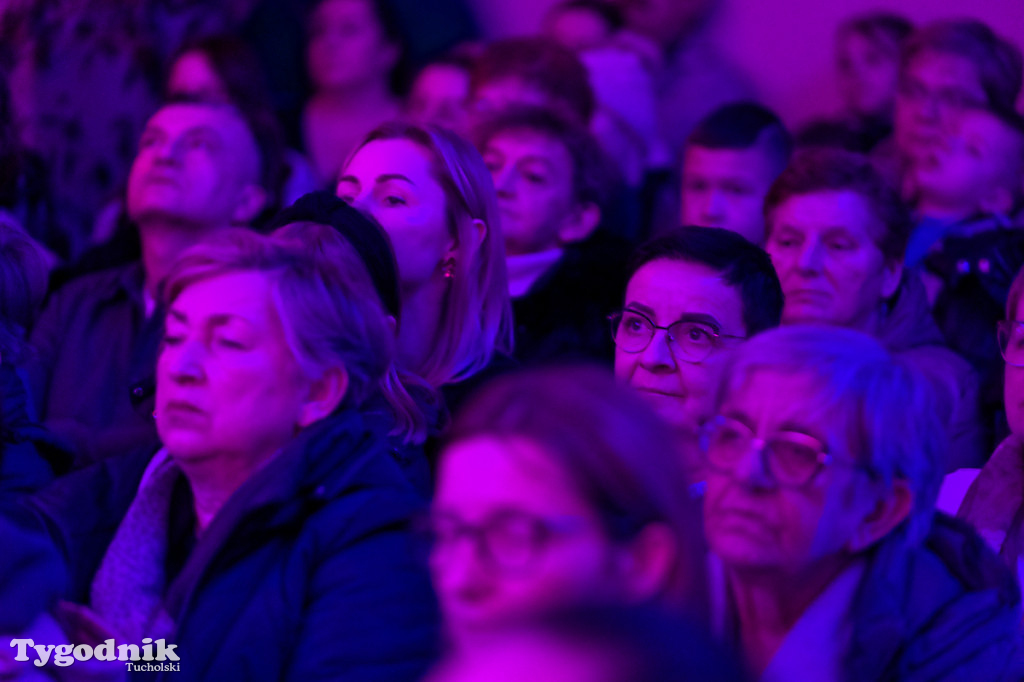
<box><xmin>714</xmin><ymin>325</ymin><xmax>944</xmax><ymax>545</ymax></box>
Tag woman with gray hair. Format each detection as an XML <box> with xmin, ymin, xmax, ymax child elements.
<box><xmin>0</xmin><ymin>228</ymin><xmax>438</xmax><ymax>680</ymax></box>
<box><xmin>703</xmin><ymin>325</ymin><xmax>1019</xmax><ymax>681</ymax></box>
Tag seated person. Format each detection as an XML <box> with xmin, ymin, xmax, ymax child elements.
<box><xmin>29</xmin><ymin>98</ymin><xmax>273</xmax><ymax>466</ymax></box>
<box><xmin>476</xmin><ymin>107</ymin><xmax>627</xmax><ymax>364</ymax></box>
<box><xmin>881</xmin><ymin>19</ymin><xmax>1022</xmax><ymax>189</ymax></box>
<box><xmin>406</xmin><ymin>48</ymin><xmax>477</xmax><ymax>137</ymax></box>
<box><xmin>764</xmin><ymin>148</ymin><xmax>986</xmax><ymax>469</ymax></box>
<box><xmin>302</xmin><ymin>0</ymin><xmax>406</xmax><ymax>184</ymax></box>
<box><xmin>704</xmin><ymin>324</ymin><xmax>1020</xmax><ymax>680</ymax></box>
<box><xmin>0</xmin><ymin>229</ymin><xmax>438</xmax><ymax>680</ymax></box>
<box><xmin>798</xmin><ymin>12</ymin><xmax>912</xmax><ymax>154</ymax></box>
<box><xmin>681</xmin><ymin>102</ymin><xmax>791</xmax><ymax>245</ymax></box>
<box><xmin>337</xmin><ymin>122</ymin><xmax>514</xmax><ymax>414</ymax></box>
<box><xmin>428</xmin><ymin>603</ymin><xmax>748</xmax><ymax>682</ymax></box>
<box><xmin>612</xmin><ymin>227</ymin><xmax>783</xmax><ymax>482</ymax></box>
<box><xmin>426</xmin><ymin>366</ymin><xmax>705</xmax><ymax>649</ymax></box>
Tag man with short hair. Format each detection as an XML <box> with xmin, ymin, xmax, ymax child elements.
<box><xmin>30</xmin><ymin>99</ymin><xmax>270</xmax><ymax>466</ymax></box>
<box><xmin>681</xmin><ymin>102</ymin><xmax>791</xmax><ymax>244</ymax></box>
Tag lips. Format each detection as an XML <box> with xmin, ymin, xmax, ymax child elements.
<box><xmin>163</xmin><ymin>400</ymin><xmax>205</xmax><ymax>416</ymax></box>
<box><xmin>787</xmin><ymin>289</ymin><xmax>831</xmax><ymax>303</ymax></box>
<box><xmin>634</xmin><ymin>386</ymin><xmax>685</xmax><ymax>399</ymax></box>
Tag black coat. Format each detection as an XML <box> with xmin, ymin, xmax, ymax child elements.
<box><xmin>0</xmin><ymin>408</ymin><xmax>440</xmax><ymax>680</ymax></box>
<box><xmin>511</xmin><ymin>230</ymin><xmax>629</xmax><ymax>366</ymax></box>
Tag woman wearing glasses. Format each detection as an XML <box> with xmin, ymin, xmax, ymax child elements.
<box><xmin>611</xmin><ymin>227</ymin><xmax>783</xmax><ymax>482</ymax></box>
<box><xmin>425</xmin><ymin>366</ymin><xmax>706</xmax><ymax>649</ymax></box>
<box><xmin>704</xmin><ymin>325</ymin><xmax>1019</xmax><ymax>681</ymax></box>
<box><xmin>959</xmin><ymin>266</ymin><xmax>1024</xmax><ymax>581</ymax></box>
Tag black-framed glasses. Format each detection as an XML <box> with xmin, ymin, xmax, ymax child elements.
<box><xmin>998</xmin><ymin>320</ymin><xmax>1024</xmax><ymax>367</ymax></box>
<box><xmin>609</xmin><ymin>309</ymin><xmax>744</xmax><ymax>364</ymax></box>
<box><xmin>413</xmin><ymin>509</ymin><xmax>586</xmax><ymax>574</ymax></box>
<box><xmin>700</xmin><ymin>415</ymin><xmax>869</xmax><ymax>488</ymax></box>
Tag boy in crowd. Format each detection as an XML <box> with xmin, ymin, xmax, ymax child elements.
<box><xmin>680</xmin><ymin>102</ymin><xmax>791</xmax><ymax>244</ymax></box>
<box><xmin>476</xmin><ymin>107</ymin><xmax>628</xmax><ymax>365</ymax></box>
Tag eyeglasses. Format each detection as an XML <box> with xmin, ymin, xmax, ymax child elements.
<box><xmin>997</xmin><ymin>320</ymin><xmax>1024</xmax><ymax>367</ymax></box>
<box><xmin>609</xmin><ymin>309</ymin><xmax>744</xmax><ymax>364</ymax></box>
<box><xmin>700</xmin><ymin>415</ymin><xmax>869</xmax><ymax>488</ymax></box>
<box><xmin>414</xmin><ymin>509</ymin><xmax>586</xmax><ymax>574</ymax></box>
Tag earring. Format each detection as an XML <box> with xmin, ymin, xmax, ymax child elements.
<box><xmin>442</xmin><ymin>258</ymin><xmax>456</xmax><ymax>279</ymax></box>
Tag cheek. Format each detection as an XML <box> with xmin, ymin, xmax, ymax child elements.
<box><xmin>613</xmin><ymin>351</ymin><xmax>637</xmax><ymax>380</ymax></box>
<box><xmin>1005</xmin><ymin>367</ymin><xmax>1024</xmax><ymax>432</ymax></box>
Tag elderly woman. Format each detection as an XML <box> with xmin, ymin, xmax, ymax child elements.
<box><xmin>703</xmin><ymin>325</ymin><xmax>1019</xmax><ymax>681</ymax></box>
<box><xmin>0</xmin><ymin>228</ymin><xmax>438</xmax><ymax>680</ymax></box>
<box><xmin>425</xmin><ymin>366</ymin><xmax>705</xmax><ymax>650</ymax></box>
<box><xmin>338</xmin><ymin>122</ymin><xmax>514</xmax><ymax>412</ymax></box>
<box><xmin>764</xmin><ymin>148</ymin><xmax>985</xmax><ymax>469</ymax></box>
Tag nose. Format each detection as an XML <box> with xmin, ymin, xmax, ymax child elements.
<box><xmin>702</xmin><ymin>190</ymin><xmax>726</xmax><ymax>222</ymax></box>
<box><xmin>732</xmin><ymin>439</ymin><xmax>776</xmax><ymax>489</ymax></box>
<box><xmin>638</xmin><ymin>328</ymin><xmax>677</xmax><ymax>372</ymax></box>
<box><xmin>433</xmin><ymin>536</ymin><xmax>494</xmax><ymax>606</ymax></box>
<box><xmin>492</xmin><ymin>167</ymin><xmax>516</xmax><ymax>198</ymax></box>
<box><xmin>795</xmin><ymin>238</ymin><xmax>824</xmax><ymax>273</ymax></box>
<box><xmin>164</xmin><ymin>340</ymin><xmax>205</xmax><ymax>384</ymax></box>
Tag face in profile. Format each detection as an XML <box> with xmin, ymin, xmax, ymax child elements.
<box><xmin>167</xmin><ymin>50</ymin><xmax>228</xmax><ymax>103</ymax></box>
<box><xmin>431</xmin><ymin>436</ymin><xmax>633</xmax><ymax>646</ymax></box>
<box><xmin>912</xmin><ymin>109</ymin><xmax>1021</xmax><ymax>214</ymax></box>
<box><xmin>408</xmin><ymin>63</ymin><xmax>472</xmax><ymax>134</ymax></box>
<box><xmin>483</xmin><ymin>128</ymin><xmax>591</xmax><ymax>257</ymax></box>
<box><xmin>126</xmin><ymin>103</ymin><xmax>264</xmax><ymax>228</ymax></box>
<box><xmin>836</xmin><ymin>29</ymin><xmax>902</xmax><ymax>119</ymax></box>
<box><xmin>681</xmin><ymin>144</ymin><xmax>778</xmax><ymax>245</ymax></box>
<box><xmin>703</xmin><ymin>368</ymin><xmax>884</xmax><ymax>573</ymax></box>
<box><xmin>765</xmin><ymin>190</ymin><xmax>901</xmax><ymax>331</ymax></box>
<box><xmin>895</xmin><ymin>50</ymin><xmax>987</xmax><ymax>162</ymax></box>
<box><xmin>614</xmin><ymin>258</ymin><xmax>745</xmax><ymax>438</ymax></box>
<box><xmin>307</xmin><ymin>0</ymin><xmax>398</xmax><ymax>92</ymax></box>
<box><xmin>337</xmin><ymin>138</ymin><xmax>454</xmax><ymax>289</ymax></box>
<box><xmin>156</xmin><ymin>271</ymin><xmax>316</xmax><ymax>468</ymax></box>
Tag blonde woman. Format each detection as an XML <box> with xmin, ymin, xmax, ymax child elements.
<box><xmin>338</xmin><ymin>122</ymin><xmax>514</xmax><ymax>410</ymax></box>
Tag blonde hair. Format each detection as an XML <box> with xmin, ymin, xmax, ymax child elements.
<box><xmin>352</xmin><ymin>122</ymin><xmax>514</xmax><ymax>387</ymax></box>
<box><xmin>272</xmin><ymin>220</ymin><xmax>436</xmax><ymax>443</ymax></box>
<box><xmin>162</xmin><ymin>228</ymin><xmax>394</xmax><ymax>411</ymax></box>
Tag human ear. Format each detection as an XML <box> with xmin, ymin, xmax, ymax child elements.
<box><xmin>846</xmin><ymin>479</ymin><xmax>914</xmax><ymax>553</ymax></box>
<box><xmin>880</xmin><ymin>259</ymin><xmax>903</xmax><ymax>299</ymax></box>
<box><xmin>298</xmin><ymin>365</ymin><xmax>349</xmax><ymax>428</ymax></box>
<box><xmin>557</xmin><ymin>203</ymin><xmax>601</xmax><ymax>245</ymax></box>
<box><xmin>616</xmin><ymin>523</ymin><xmax>679</xmax><ymax>602</ymax></box>
<box><xmin>231</xmin><ymin>184</ymin><xmax>269</xmax><ymax>225</ymax></box>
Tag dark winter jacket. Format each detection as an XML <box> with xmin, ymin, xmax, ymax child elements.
<box><xmin>0</xmin><ymin>408</ymin><xmax>440</xmax><ymax>680</ymax></box>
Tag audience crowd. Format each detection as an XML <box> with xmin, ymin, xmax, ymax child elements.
<box><xmin>0</xmin><ymin>0</ymin><xmax>1023</xmax><ymax>680</ymax></box>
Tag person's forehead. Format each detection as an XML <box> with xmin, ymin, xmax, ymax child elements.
<box><xmin>725</xmin><ymin>368</ymin><xmax>829</xmax><ymax>432</ymax></box>
<box><xmin>685</xmin><ymin>144</ymin><xmax>777</xmax><ymax>181</ymax></box>
<box><xmin>907</xmin><ymin>50</ymin><xmax>980</xmax><ymax>87</ymax></box>
<box><xmin>146</xmin><ymin>103</ymin><xmax>246</xmax><ymax>139</ymax></box>
<box><xmin>345</xmin><ymin>138</ymin><xmax>434</xmax><ymax>179</ymax></box>
<box><xmin>487</xmin><ymin>128</ymin><xmax>571</xmax><ymax>163</ymax></box>
<box><xmin>626</xmin><ymin>258</ymin><xmax>742</xmax><ymax>320</ymax></box>
<box><xmin>172</xmin><ymin>271</ymin><xmax>273</xmax><ymax>320</ymax></box>
<box><xmin>773</xmin><ymin>190</ymin><xmax>875</xmax><ymax>233</ymax></box>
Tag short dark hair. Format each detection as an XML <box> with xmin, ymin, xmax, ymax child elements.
<box><xmin>764</xmin><ymin>148</ymin><xmax>911</xmax><ymax>263</ymax></box>
<box><xmin>687</xmin><ymin>102</ymin><xmax>792</xmax><ymax>173</ymax></box>
<box><xmin>903</xmin><ymin>19</ymin><xmax>1023</xmax><ymax>114</ymax></box>
<box><xmin>474</xmin><ymin>106</ymin><xmax>620</xmax><ymax>210</ymax></box>
<box><xmin>550</xmin><ymin>0</ymin><xmax>625</xmax><ymax>31</ymax></box>
<box><xmin>627</xmin><ymin>226</ymin><xmax>784</xmax><ymax>335</ymax></box>
<box><xmin>470</xmin><ymin>38</ymin><xmax>596</xmax><ymax>124</ymax></box>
